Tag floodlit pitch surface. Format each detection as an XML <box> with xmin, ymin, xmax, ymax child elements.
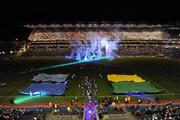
<box><xmin>0</xmin><ymin>57</ymin><xmax>180</xmax><ymax>104</ymax></box>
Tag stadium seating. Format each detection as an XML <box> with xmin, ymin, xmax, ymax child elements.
<box><xmin>128</xmin><ymin>103</ymin><xmax>180</xmax><ymax>120</ymax></box>
<box><xmin>18</xmin><ymin>24</ymin><xmax>180</xmax><ymax>58</ymax></box>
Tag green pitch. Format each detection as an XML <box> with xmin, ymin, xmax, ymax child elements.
<box><xmin>0</xmin><ymin>56</ymin><xmax>180</xmax><ymax>104</ymax></box>
<box><xmin>112</xmin><ymin>81</ymin><xmax>161</xmax><ymax>94</ymax></box>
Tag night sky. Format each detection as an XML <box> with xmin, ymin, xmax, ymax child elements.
<box><xmin>0</xmin><ymin>1</ymin><xmax>179</xmax><ymax>41</ymax></box>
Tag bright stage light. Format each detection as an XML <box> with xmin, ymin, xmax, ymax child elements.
<box><xmin>88</xmin><ymin>110</ymin><xmax>92</xmax><ymax>114</ymax></box>
<box><xmin>66</xmin><ymin>38</ymin><xmax>119</xmax><ymax>61</ymax></box>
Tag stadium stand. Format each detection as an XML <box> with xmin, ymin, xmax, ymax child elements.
<box><xmin>0</xmin><ymin>107</ymin><xmax>81</xmax><ymax>120</ymax></box>
<box><xmin>0</xmin><ymin>107</ymin><xmax>47</xmax><ymax>120</ymax></box>
<box><xmin>16</xmin><ymin>24</ymin><xmax>180</xmax><ymax>58</ymax></box>
<box><xmin>128</xmin><ymin>102</ymin><xmax>180</xmax><ymax>120</ymax></box>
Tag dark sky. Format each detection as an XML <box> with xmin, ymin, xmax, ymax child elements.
<box><xmin>0</xmin><ymin>1</ymin><xmax>179</xmax><ymax>25</ymax></box>
<box><xmin>0</xmin><ymin>1</ymin><xmax>179</xmax><ymax>41</ymax></box>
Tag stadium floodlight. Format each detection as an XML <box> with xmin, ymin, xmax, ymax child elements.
<box><xmin>19</xmin><ymin>56</ymin><xmax>108</xmax><ymax>74</ymax></box>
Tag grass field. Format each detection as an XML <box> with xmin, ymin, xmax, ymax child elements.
<box><xmin>0</xmin><ymin>56</ymin><xmax>180</xmax><ymax>104</ymax></box>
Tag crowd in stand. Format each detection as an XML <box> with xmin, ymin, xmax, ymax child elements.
<box><xmin>1</xmin><ymin>102</ymin><xmax>180</xmax><ymax>120</ymax></box>
<box><xmin>0</xmin><ymin>107</ymin><xmax>24</xmax><ymax>120</ymax></box>
<box><xmin>18</xmin><ymin>24</ymin><xmax>180</xmax><ymax>58</ymax></box>
<box><xmin>22</xmin><ymin>47</ymin><xmax>70</xmax><ymax>56</ymax></box>
<box><xmin>119</xmin><ymin>46</ymin><xmax>175</xmax><ymax>57</ymax></box>
<box><xmin>0</xmin><ymin>106</ymin><xmax>83</xmax><ymax>120</ymax></box>
<box><xmin>14</xmin><ymin>23</ymin><xmax>179</xmax><ymax>58</ymax></box>
<box><xmin>97</xmin><ymin>104</ymin><xmax>124</xmax><ymax>114</ymax></box>
<box><xmin>26</xmin><ymin>23</ymin><xmax>180</xmax><ymax>41</ymax></box>
<box><xmin>29</xmin><ymin>30</ymin><xmax>121</xmax><ymax>41</ymax></box>
<box><xmin>19</xmin><ymin>34</ymin><xmax>180</xmax><ymax>58</ymax></box>
<box><xmin>98</xmin><ymin>106</ymin><xmax>125</xmax><ymax>119</ymax></box>
<box><xmin>29</xmin><ymin>29</ymin><xmax>165</xmax><ymax>41</ymax></box>
<box><xmin>128</xmin><ymin>102</ymin><xmax>180</xmax><ymax>120</ymax></box>
<box><xmin>0</xmin><ymin>107</ymin><xmax>46</xmax><ymax>120</ymax></box>
<box><xmin>21</xmin><ymin>42</ymin><xmax>180</xmax><ymax>58</ymax></box>
<box><xmin>24</xmin><ymin>24</ymin><xmax>165</xmax><ymax>29</ymax></box>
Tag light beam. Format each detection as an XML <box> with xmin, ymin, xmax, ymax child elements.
<box><xmin>14</xmin><ymin>92</ymin><xmax>46</xmax><ymax>104</ymax></box>
<box><xmin>19</xmin><ymin>57</ymin><xmax>108</xmax><ymax>74</ymax></box>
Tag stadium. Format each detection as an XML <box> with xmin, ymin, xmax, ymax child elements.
<box><xmin>0</xmin><ymin>22</ymin><xmax>180</xmax><ymax>120</ymax></box>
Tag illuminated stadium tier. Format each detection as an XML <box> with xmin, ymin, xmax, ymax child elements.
<box><xmin>18</xmin><ymin>23</ymin><xmax>180</xmax><ymax>58</ymax></box>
